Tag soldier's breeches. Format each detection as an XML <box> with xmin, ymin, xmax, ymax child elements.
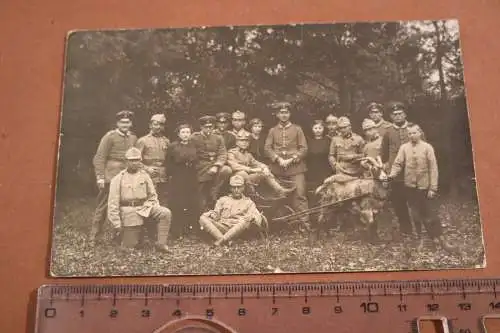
<box><xmin>212</xmin><ymin>165</ymin><xmax>232</xmax><ymax>197</ymax></box>
<box><xmin>121</xmin><ymin>226</ymin><xmax>142</xmax><ymax>248</ymax></box>
<box><xmin>199</xmin><ymin>214</ymin><xmax>224</xmax><ymax>240</ymax></box>
<box><xmin>149</xmin><ymin>206</ymin><xmax>172</xmax><ymax>245</ymax></box>
<box><xmin>389</xmin><ymin>181</ymin><xmax>412</xmax><ymax>234</ymax></box>
<box><xmin>221</xmin><ymin>220</ymin><xmax>252</xmax><ymax>243</ymax></box>
<box><xmin>287</xmin><ymin>173</ymin><xmax>309</xmax><ymax>224</ymax></box>
<box><xmin>90</xmin><ymin>184</ymin><xmax>110</xmax><ymax>239</ymax></box>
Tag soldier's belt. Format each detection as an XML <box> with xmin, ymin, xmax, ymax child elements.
<box><xmin>120</xmin><ymin>199</ymin><xmax>146</xmax><ymax>207</ymax></box>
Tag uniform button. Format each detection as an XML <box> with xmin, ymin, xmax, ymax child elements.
<box><xmin>183</xmin><ymin>208</ymin><xmax>188</xmax><ymax>211</ymax></box>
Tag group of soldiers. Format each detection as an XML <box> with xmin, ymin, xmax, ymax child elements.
<box><xmin>87</xmin><ymin>99</ymin><xmax>452</xmax><ymax>252</ymax></box>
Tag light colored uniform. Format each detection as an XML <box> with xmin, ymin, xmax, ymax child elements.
<box><xmin>329</xmin><ymin>133</ymin><xmax>365</xmax><ymax>176</ymax></box>
<box><xmin>108</xmin><ymin>169</ymin><xmax>171</xmax><ymax>248</ymax></box>
<box><xmin>202</xmin><ymin>195</ymin><xmax>262</xmax><ymax>233</ymax></box>
<box><xmin>136</xmin><ymin>133</ymin><xmax>170</xmax><ymax>183</ymax></box>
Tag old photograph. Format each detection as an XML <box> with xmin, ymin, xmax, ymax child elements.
<box><xmin>50</xmin><ymin>20</ymin><xmax>485</xmax><ymax>277</ymax></box>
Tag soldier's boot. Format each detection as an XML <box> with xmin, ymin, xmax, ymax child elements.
<box><xmin>155</xmin><ymin>209</ymin><xmax>172</xmax><ymax>253</ymax></box>
<box><xmin>367</xmin><ymin>223</ymin><xmax>380</xmax><ymax>244</ymax></box>
<box><xmin>200</xmin><ymin>217</ymin><xmax>224</xmax><ymax>243</ymax></box>
<box><xmin>121</xmin><ymin>226</ymin><xmax>142</xmax><ymax>249</ymax></box>
<box><xmin>215</xmin><ymin>221</ymin><xmax>251</xmax><ymax>247</ymax></box>
<box><xmin>266</xmin><ymin>176</ymin><xmax>296</xmax><ymax>197</ymax></box>
<box><xmin>88</xmin><ymin>223</ymin><xmax>103</xmax><ymax>246</ymax></box>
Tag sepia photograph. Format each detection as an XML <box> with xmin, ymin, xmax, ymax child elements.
<box><xmin>50</xmin><ymin>20</ymin><xmax>485</xmax><ymax>277</ymax></box>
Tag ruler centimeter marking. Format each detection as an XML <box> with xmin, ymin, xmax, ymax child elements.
<box><xmin>35</xmin><ymin>279</ymin><xmax>500</xmax><ymax>333</ymax></box>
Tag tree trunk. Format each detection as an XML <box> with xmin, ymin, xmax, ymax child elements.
<box><xmin>433</xmin><ymin>21</ymin><xmax>456</xmax><ymax>197</ymax></box>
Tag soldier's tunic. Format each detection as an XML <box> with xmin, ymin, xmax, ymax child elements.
<box><xmin>227</xmin><ymin>148</ymin><xmax>284</xmax><ymax>193</ymax></box>
<box><xmin>200</xmin><ymin>195</ymin><xmax>262</xmax><ymax>233</ymax></box>
<box><xmin>264</xmin><ymin>122</ymin><xmax>309</xmax><ymax>224</ymax></box>
<box><xmin>191</xmin><ymin>131</ymin><xmax>232</xmax><ymax>212</ymax></box>
<box><xmin>90</xmin><ymin>129</ymin><xmax>137</xmax><ymax>240</ymax></box>
<box><xmin>214</xmin><ymin>129</ymin><xmax>236</xmax><ymax>150</ymax></box>
<box><xmin>136</xmin><ymin>133</ymin><xmax>169</xmax><ymax>205</ymax></box>
<box><xmin>363</xmin><ymin>136</ymin><xmax>383</xmax><ymax>160</ymax></box>
<box><xmin>328</xmin><ymin>132</ymin><xmax>365</xmax><ymax>176</ymax></box>
<box><xmin>372</xmin><ymin>119</ymin><xmax>392</xmax><ymax>138</ymax></box>
<box><xmin>107</xmin><ymin>169</ymin><xmax>171</xmax><ymax>248</ymax></box>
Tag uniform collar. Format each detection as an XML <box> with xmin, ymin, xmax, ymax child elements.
<box><xmin>278</xmin><ymin>121</ymin><xmax>292</xmax><ymax>129</ymax></box>
<box><xmin>393</xmin><ymin>121</ymin><xmax>408</xmax><ymax>129</ymax></box>
<box><xmin>115</xmin><ymin>129</ymin><xmax>130</xmax><ymax>137</ymax></box>
<box><xmin>373</xmin><ymin>119</ymin><xmax>385</xmax><ymax>128</ymax></box>
<box><xmin>342</xmin><ymin>132</ymin><xmax>353</xmax><ymax>139</ymax></box>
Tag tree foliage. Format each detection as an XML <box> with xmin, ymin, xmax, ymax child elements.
<box><xmin>57</xmin><ymin>20</ymin><xmax>473</xmax><ymax>195</ymax></box>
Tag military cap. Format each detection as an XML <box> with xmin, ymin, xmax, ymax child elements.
<box><xmin>337</xmin><ymin>116</ymin><xmax>351</xmax><ymax>128</ymax></box>
<box><xmin>362</xmin><ymin>118</ymin><xmax>377</xmax><ymax>130</ymax></box>
<box><xmin>367</xmin><ymin>102</ymin><xmax>383</xmax><ymax>112</ymax></box>
<box><xmin>199</xmin><ymin>115</ymin><xmax>216</xmax><ymax>126</ymax></box>
<box><xmin>229</xmin><ymin>175</ymin><xmax>245</xmax><ymax>187</ymax></box>
<box><xmin>125</xmin><ymin>147</ymin><xmax>142</xmax><ymax>160</ymax></box>
<box><xmin>116</xmin><ymin>110</ymin><xmax>134</xmax><ymax>121</ymax></box>
<box><xmin>215</xmin><ymin>112</ymin><xmax>231</xmax><ymax>123</ymax></box>
<box><xmin>235</xmin><ymin>131</ymin><xmax>251</xmax><ymax>141</ymax></box>
<box><xmin>389</xmin><ymin>102</ymin><xmax>405</xmax><ymax>113</ymax></box>
<box><xmin>325</xmin><ymin>114</ymin><xmax>338</xmax><ymax>123</ymax></box>
<box><xmin>150</xmin><ymin>113</ymin><xmax>166</xmax><ymax>123</ymax></box>
<box><xmin>232</xmin><ymin>110</ymin><xmax>246</xmax><ymax>120</ymax></box>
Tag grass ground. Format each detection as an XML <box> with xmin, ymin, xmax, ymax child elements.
<box><xmin>50</xmin><ymin>194</ymin><xmax>485</xmax><ymax>277</ymax></box>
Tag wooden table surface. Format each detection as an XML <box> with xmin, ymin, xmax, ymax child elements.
<box><xmin>1</xmin><ymin>0</ymin><xmax>499</xmax><ymax>332</ymax></box>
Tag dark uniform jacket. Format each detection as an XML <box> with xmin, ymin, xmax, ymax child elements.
<box><xmin>191</xmin><ymin>131</ymin><xmax>228</xmax><ymax>182</ymax></box>
<box><xmin>264</xmin><ymin>122</ymin><xmax>308</xmax><ymax>176</ymax></box>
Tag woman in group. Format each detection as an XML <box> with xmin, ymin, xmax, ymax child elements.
<box><xmin>248</xmin><ymin>118</ymin><xmax>267</xmax><ymax>164</ymax></box>
<box><xmin>166</xmin><ymin>123</ymin><xmax>199</xmax><ymax>239</ymax></box>
<box><xmin>306</xmin><ymin>120</ymin><xmax>332</xmax><ymax>201</ymax></box>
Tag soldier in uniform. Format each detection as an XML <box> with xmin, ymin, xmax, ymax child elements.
<box><xmin>215</xmin><ymin>112</ymin><xmax>236</xmax><ymax>150</ymax></box>
<box><xmin>381</xmin><ymin>101</ymin><xmax>425</xmax><ymax>237</ymax></box>
<box><xmin>227</xmin><ymin>131</ymin><xmax>294</xmax><ymax>197</ymax></box>
<box><xmin>264</xmin><ymin>102</ymin><xmax>309</xmax><ymax>227</ymax></box>
<box><xmin>328</xmin><ymin>117</ymin><xmax>366</xmax><ymax>177</ymax></box>
<box><xmin>229</xmin><ymin>110</ymin><xmax>251</xmax><ymax>138</ymax></box>
<box><xmin>361</xmin><ymin>119</ymin><xmax>383</xmax><ymax>166</ymax></box>
<box><xmin>366</xmin><ymin>102</ymin><xmax>392</xmax><ymax>138</ymax></box>
<box><xmin>325</xmin><ymin>114</ymin><xmax>339</xmax><ymax>139</ymax></box>
<box><xmin>136</xmin><ymin>113</ymin><xmax>169</xmax><ymax>205</ymax></box>
<box><xmin>191</xmin><ymin>115</ymin><xmax>232</xmax><ymax>213</ymax></box>
<box><xmin>90</xmin><ymin>110</ymin><xmax>137</xmax><ymax>245</ymax></box>
<box><xmin>107</xmin><ymin>147</ymin><xmax>172</xmax><ymax>253</ymax></box>
<box><xmin>199</xmin><ymin>175</ymin><xmax>263</xmax><ymax>247</ymax></box>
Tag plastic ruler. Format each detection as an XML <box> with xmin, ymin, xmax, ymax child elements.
<box><xmin>34</xmin><ymin>279</ymin><xmax>500</xmax><ymax>333</ymax></box>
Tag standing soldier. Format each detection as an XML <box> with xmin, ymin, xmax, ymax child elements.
<box><xmin>215</xmin><ymin>112</ymin><xmax>236</xmax><ymax>150</ymax></box>
<box><xmin>227</xmin><ymin>131</ymin><xmax>294</xmax><ymax>197</ymax></box>
<box><xmin>328</xmin><ymin>117</ymin><xmax>365</xmax><ymax>177</ymax></box>
<box><xmin>366</xmin><ymin>102</ymin><xmax>392</xmax><ymax>138</ymax></box>
<box><xmin>325</xmin><ymin>114</ymin><xmax>339</xmax><ymax>140</ymax></box>
<box><xmin>191</xmin><ymin>115</ymin><xmax>232</xmax><ymax>213</ymax></box>
<box><xmin>361</xmin><ymin>119</ymin><xmax>383</xmax><ymax>166</ymax></box>
<box><xmin>229</xmin><ymin>110</ymin><xmax>251</xmax><ymax>138</ymax></box>
<box><xmin>90</xmin><ymin>110</ymin><xmax>137</xmax><ymax>245</ymax></box>
<box><xmin>199</xmin><ymin>175</ymin><xmax>263</xmax><ymax>247</ymax></box>
<box><xmin>107</xmin><ymin>147</ymin><xmax>172</xmax><ymax>252</ymax></box>
<box><xmin>264</xmin><ymin>102</ymin><xmax>309</xmax><ymax>228</ymax></box>
<box><xmin>381</xmin><ymin>101</ymin><xmax>424</xmax><ymax>237</ymax></box>
<box><xmin>136</xmin><ymin>113</ymin><xmax>169</xmax><ymax>206</ymax></box>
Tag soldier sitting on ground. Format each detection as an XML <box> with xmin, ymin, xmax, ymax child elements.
<box><xmin>199</xmin><ymin>175</ymin><xmax>264</xmax><ymax>247</ymax></box>
<box><xmin>107</xmin><ymin>147</ymin><xmax>172</xmax><ymax>253</ymax></box>
<box><xmin>227</xmin><ymin>131</ymin><xmax>295</xmax><ymax>198</ymax></box>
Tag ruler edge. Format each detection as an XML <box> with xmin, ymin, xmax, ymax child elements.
<box><xmin>35</xmin><ymin>277</ymin><xmax>500</xmax><ymax>295</ymax></box>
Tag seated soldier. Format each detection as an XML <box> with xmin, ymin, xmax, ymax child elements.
<box><xmin>199</xmin><ymin>175</ymin><xmax>263</xmax><ymax>247</ymax></box>
<box><xmin>227</xmin><ymin>131</ymin><xmax>294</xmax><ymax>197</ymax></box>
<box><xmin>107</xmin><ymin>147</ymin><xmax>172</xmax><ymax>253</ymax></box>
